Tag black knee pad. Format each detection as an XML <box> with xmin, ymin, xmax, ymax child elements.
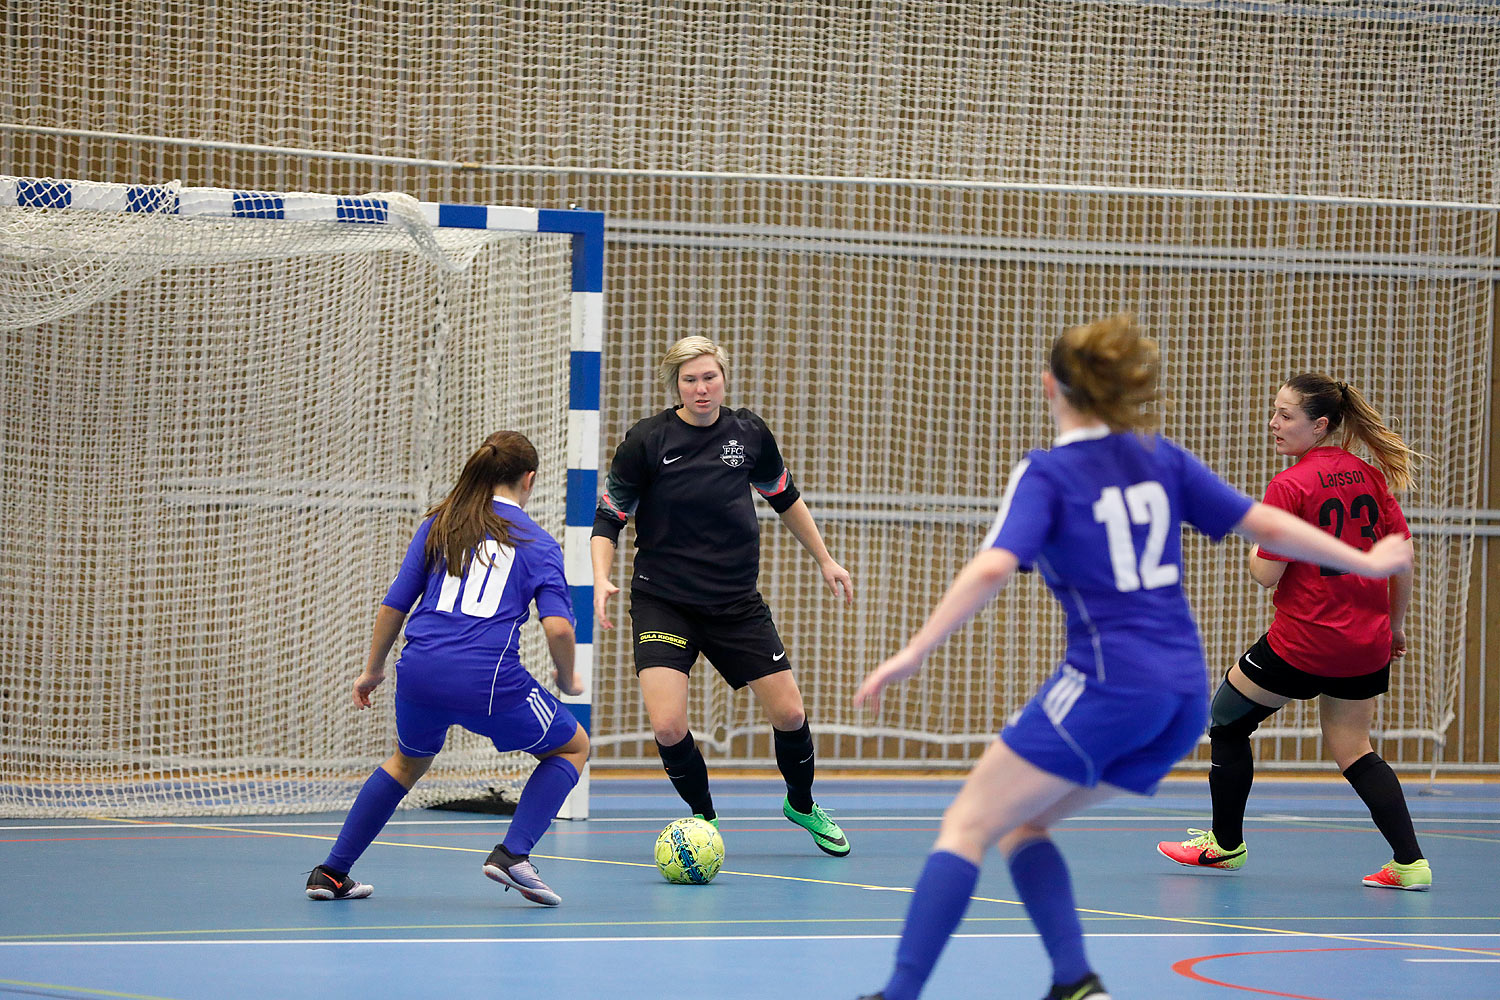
<box><xmin>1207</xmin><ymin>678</ymin><xmax>1279</xmax><ymax>742</ymax></box>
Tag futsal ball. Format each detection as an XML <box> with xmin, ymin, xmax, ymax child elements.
<box><xmin>654</xmin><ymin>817</ymin><xmax>725</xmax><ymax>884</ymax></box>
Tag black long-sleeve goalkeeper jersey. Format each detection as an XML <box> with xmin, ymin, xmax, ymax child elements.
<box><xmin>592</xmin><ymin>406</ymin><xmax>801</xmax><ymax>605</ymax></box>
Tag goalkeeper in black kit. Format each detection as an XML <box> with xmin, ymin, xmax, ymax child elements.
<box><xmin>591</xmin><ymin>335</ymin><xmax>855</xmax><ymax>856</ymax></box>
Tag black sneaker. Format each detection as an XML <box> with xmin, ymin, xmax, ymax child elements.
<box><xmin>483</xmin><ymin>844</ymin><xmax>562</xmax><ymax>906</ymax></box>
<box><xmin>1045</xmin><ymin>973</ymin><xmax>1111</xmax><ymax>1000</ymax></box>
<box><xmin>305</xmin><ymin>864</ymin><xmax>372</xmax><ymax>900</ymax></box>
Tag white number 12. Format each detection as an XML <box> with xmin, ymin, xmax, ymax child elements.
<box><xmin>1092</xmin><ymin>481</ymin><xmax>1179</xmax><ymax>593</ymax></box>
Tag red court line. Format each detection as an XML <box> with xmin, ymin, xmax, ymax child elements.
<box><xmin>1173</xmin><ymin>946</ymin><xmax>1407</xmax><ymax>999</ymax></box>
<box><xmin>0</xmin><ymin>833</ymin><xmax>274</xmax><ymax>844</ymax></box>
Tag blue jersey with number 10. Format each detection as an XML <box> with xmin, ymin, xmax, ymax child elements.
<box><xmin>984</xmin><ymin>426</ymin><xmax>1254</xmax><ymax>694</ymax></box>
<box><xmin>382</xmin><ymin>498</ymin><xmax>574</xmax><ymax>714</ymax></box>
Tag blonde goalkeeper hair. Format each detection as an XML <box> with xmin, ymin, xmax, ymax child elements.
<box><xmin>1282</xmin><ymin>373</ymin><xmax>1421</xmax><ymax>492</ymax></box>
<box><xmin>1048</xmin><ymin>315</ymin><xmax>1164</xmax><ymax>434</ymax></box>
<box><xmin>658</xmin><ymin>336</ymin><xmax>729</xmax><ymax>393</ymax></box>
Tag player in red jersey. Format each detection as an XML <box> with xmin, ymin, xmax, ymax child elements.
<box><xmin>1158</xmin><ymin>373</ymin><xmax>1430</xmax><ymax>890</ymax></box>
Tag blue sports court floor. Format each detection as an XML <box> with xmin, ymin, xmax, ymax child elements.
<box><xmin>2</xmin><ymin>775</ymin><xmax>1497</xmax><ymax>1000</ymax></box>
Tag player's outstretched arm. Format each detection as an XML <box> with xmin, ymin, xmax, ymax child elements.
<box><xmin>354</xmin><ymin>604</ymin><xmax>408</xmax><ymax>708</ymax></box>
<box><xmin>590</xmin><ymin>535</ymin><xmax>621</xmax><ymax>630</ymax></box>
<box><xmin>541</xmin><ymin>615</ymin><xmax>582</xmax><ymax>695</ymax></box>
<box><xmin>855</xmin><ymin>547</ymin><xmax>1018</xmax><ymax>715</ymax></box>
<box><xmin>1235</xmin><ymin>502</ymin><xmax>1413</xmax><ymax>579</ymax></box>
<box><xmin>776</xmin><ymin>497</ymin><xmax>854</xmax><ymax>605</ymax></box>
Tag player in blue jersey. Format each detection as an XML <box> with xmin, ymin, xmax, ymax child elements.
<box><xmin>850</xmin><ymin>317</ymin><xmax>1412</xmax><ymax>1000</ymax></box>
<box><xmin>304</xmin><ymin>430</ymin><xmax>588</xmax><ymax>906</ymax></box>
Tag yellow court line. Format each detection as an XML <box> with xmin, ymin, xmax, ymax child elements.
<box><xmin>1051</xmin><ymin>905</ymin><xmax>1500</xmax><ymax>959</ymax></box>
<box><xmin>92</xmin><ymin>817</ymin><xmax>1500</xmax><ymax>960</ymax></box>
<box><xmin>0</xmin><ymin>916</ymin><xmax>924</xmax><ymax>942</ymax></box>
<box><xmin>0</xmin><ymin>979</ymin><xmax>181</xmax><ymax>1000</ymax></box>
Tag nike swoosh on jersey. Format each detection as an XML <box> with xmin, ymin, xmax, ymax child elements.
<box><xmin>772</xmin><ymin>651</ymin><xmax>786</xmax><ymax>661</ymax></box>
<box><xmin>662</xmin><ymin>455</ymin><xmax>683</xmax><ymax>464</ymax></box>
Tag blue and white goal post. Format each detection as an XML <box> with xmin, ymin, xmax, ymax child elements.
<box><xmin>0</xmin><ymin>176</ymin><xmax>603</xmax><ymax>819</ymax></box>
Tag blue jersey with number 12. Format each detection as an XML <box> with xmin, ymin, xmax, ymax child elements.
<box><xmin>382</xmin><ymin>498</ymin><xmax>574</xmax><ymax>714</ymax></box>
<box><xmin>984</xmin><ymin>426</ymin><xmax>1254</xmax><ymax>693</ymax></box>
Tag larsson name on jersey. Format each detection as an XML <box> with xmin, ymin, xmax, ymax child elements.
<box><xmin>1316</xmin><ymin>469</ymin><xmax>1366</xmax><ymax>489</ymax></box>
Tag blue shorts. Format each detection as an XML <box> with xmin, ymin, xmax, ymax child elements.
<box><xmin>1001</xmin><ymin>664</ymin><xmax>1208</xmax><ymax>795</ymax></box>
<box><xmin>394</xmin><ymin>680</ymin><xmax>579</xmax><ymax>758</ymax></box>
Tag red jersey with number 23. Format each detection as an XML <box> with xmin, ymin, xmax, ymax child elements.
<box><xmin>1257</xmin><ymin>446</ymin><xmax>1410</xmax><ymax>677</ymax></box>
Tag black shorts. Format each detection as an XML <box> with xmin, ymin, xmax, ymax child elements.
<box><xmin>628</xmin><ymin>589</ymin><xmax>791</xmax><ymax>690</ymax></box>
<box><xmin>1237</xmin><ymin>633</ymin><xmax>1390</xmax><ymax>701</ymax></box>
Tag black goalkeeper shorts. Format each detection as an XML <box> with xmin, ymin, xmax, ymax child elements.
<box><xmin>629</xmin><ymin>589</ymin><xmax>792</xmax><ymax>690</ymax></box>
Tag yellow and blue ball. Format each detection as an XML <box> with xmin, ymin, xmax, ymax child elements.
<box><xmin>654</xmin><ymin>817</ymin><xmax>725</xmax><ymax>884</ymax></box>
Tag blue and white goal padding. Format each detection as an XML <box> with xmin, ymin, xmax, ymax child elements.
<box><xmin>2</xmin><ymin>175</ymin><xmax>602</xmax><ymax>817</ymax></box>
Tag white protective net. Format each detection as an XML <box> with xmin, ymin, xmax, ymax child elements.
<box><xmin>0</xmin><ymin>180</ymin><xmax>575</xmax><ymax>815</ymax></box>
<box><xmin>595</xmin><ymin>194</ymin><xmax>1494</xmax><ymax>769</ymax></box>
<box><xmin>2</xmin><ymin>0</ymin><xmax>1496</xmax><ymax>772</ymax></box>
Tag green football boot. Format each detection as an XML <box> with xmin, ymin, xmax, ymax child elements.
<box><xmin>783</xmin><ymin>797</ymin><xmax>850</xmax><ymax>857</ymax></box>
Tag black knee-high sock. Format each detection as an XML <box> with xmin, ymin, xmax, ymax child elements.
<box><xmin>656</xmin><ymin>732</ymin><xmax>714</xmax><ymax>821</ymax></box>
<box><xmin>1342</xmin><ymin>751</ymin><xmax>1422</xmax><ymax>864</ymax></box>
<box><xmin>1209</xmin><ymin>734</ymin><xmax>1254</xmax><ymax>849</ymax></box>
<box><xmin>774</xmin><ymin>721</ymin><xmax>815</xmax><ymax>814</ymax></box>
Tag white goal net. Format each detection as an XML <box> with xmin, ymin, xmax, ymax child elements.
<box><xmin>0</xmin><ymin>178</ymin><xmax>578</xmax><ymax>816</ymax></box>
<box><xmin>2</xmin><ymin>0</ymin><xmax>1496</xmax><ymax>770</ymax></box>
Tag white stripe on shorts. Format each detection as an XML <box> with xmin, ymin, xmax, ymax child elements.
<box><xmin>527</xmin><ymin>687</ymin><xmax>556</xmax><ymax>733</ymax></box>
<box><xmin>1042</xmin><ymin>665</ymin><xmax>1087</xmax><ymax>724</ymax></box>
<box><xmin>515</xmin><ymin>687</ymin><xmax>561</xmax><ymax>754</ymax></box>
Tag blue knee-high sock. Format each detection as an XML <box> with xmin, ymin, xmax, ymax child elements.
<box><xmin>501</xmin><ymin>756</ymin><xmax>580</xmax><ymax>856</ymax></box>
<box><xmin>1008</xmin><ymin>837</ymin><xmax>1091</xmax><ymax>987</ymax></box>
<box><xmin>882</xmin><ymin>850</ymin><xmax>980</xmax><ymax>1000</ymax></box>
<box><xmin>323</xmin><ymin>767</ymin><xmax>408</xmax><ymax>874</ymax></box>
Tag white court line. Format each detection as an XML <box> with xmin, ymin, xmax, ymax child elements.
<box><xmin>1405</xmin><ymin>958</ymin><xmax>1500</xmax><ymax>963</ymax></box>
<box><xmin>4</xmin><ymin>933</ymin><xmax>1498</xmax><ymax>948</ymax></box>
<box><xmin>6</xmin><ymin>814</ymin><xmax>1499</xmax><ymax>831</ymax></box>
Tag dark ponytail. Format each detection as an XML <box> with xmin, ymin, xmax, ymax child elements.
<box><xmin>423</xmin><ymin>430</ymin><xmax>540</xmax><ymax>574</ymax></box>
<box><xmin>1282</xmin><ymin>374</ymin><xmax>1418</xmax><ymax>492</ymax></box>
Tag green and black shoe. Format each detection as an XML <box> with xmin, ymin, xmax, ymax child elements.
<box><xmin>783</xmin><ymin>797</ymin><xmax>850</xmax><ymax>857</ymax></box>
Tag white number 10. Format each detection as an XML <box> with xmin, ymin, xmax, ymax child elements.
<box><xmin>436</xmin><ymin>539</ymin><xmax>516</xmax><ymax>617</ymax></box>
<box><xmin>1092</xmin><ymin>481</ymin><xmax>1179</xmax><ymax>593</ymax></box>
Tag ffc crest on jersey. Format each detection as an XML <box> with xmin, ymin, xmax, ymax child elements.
<box><xmin>721</xmin><ymin>439</ymin><xmax>746</xmax><ymax>467</ymax></box>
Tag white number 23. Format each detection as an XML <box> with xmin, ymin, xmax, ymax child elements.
<box><xmin>1092</xmin><ymin>481</ymin><xmax>1179</xmax><ymax>593</ymax></box>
